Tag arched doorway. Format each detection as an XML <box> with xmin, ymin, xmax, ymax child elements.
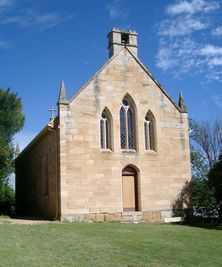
<box><xmin>122</xmin><ymin>166</ymin><xmax>139</xmax><ymax>212</ymax></box>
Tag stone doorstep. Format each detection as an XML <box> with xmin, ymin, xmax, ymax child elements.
<box><xmin>164</xmin><ymin>217</ymin><xmax>183</xmax><ymax>223</ymax></box>
<box><xmin>122</xmin><ymin>211</ymin><xmax>143</xmax><ymax>216</ymax></box>
<box><xmin>121</xmin><ymin>211</ymin><xmax>143</xmax><ymax>222</ymax></box>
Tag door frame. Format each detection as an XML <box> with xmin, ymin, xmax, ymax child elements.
<box><xmin>122</xmin><ymin>166</ymin><xmax>139</xmax><ymax>212</ymax></box>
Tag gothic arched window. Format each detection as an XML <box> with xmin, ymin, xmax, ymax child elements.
<box><xmin>100</xmin><ymin>109</ymin><xmax>111</xmax><ymax>149</ymax></box>
<box><xmin>144</xmin><ymin>111</ymin><xmax>156</xmax><ymax>151</ymax></box>
<box><xmin>120</xmin><ymin>97</ymin><xmax>136</xmax><ymax>149</ymax></box>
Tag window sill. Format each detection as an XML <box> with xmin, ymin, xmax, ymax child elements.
<box><xmin>121</xmin><ymin>149</ymin><xmax>137</xmax><ymax>154</ymax></box>
<box><xmin>145</xmin><ymin>149</ymin><xmax>157</xmax><ymax>155</ymax></box>
<box><xmin>100</xmin><ymin>148</ymin><xmax>113</xmax><ymax>153</ymax></box>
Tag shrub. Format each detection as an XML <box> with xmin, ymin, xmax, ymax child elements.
<box><xmin>0</xmin><ymin>184</ymin><xmax>15</xmax><ymax>215</ymax></box>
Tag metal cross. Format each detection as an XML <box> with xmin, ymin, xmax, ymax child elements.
<box><xmin>49</xmin><ymin>106</ymin><xmax>56</xmax><ymax>121</ymax></box>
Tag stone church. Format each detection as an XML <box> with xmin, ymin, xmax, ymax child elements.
<box><xmin>15</xmin><ymin>28</ymin><xmax>191</xmax><ymax>222</ymax></box>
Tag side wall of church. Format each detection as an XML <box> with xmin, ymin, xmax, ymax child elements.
<box><xmin>15</xmin><ymin>128</ymin><xmax>59</xmax><ymax>219</ymax></box>
<box><xmin>59</xmin><ymin>49</ymin><xmax>191</xmax><ymax>222</ymax></box>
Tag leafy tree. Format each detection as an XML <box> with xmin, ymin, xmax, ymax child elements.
<box><xmin>0</xmin><ymin>88</ymin><xmax>25</xmax><ymax>214</ymax></box>
<box><xmin>0</xmin><ymin>183</ymin><xmax>15</xmax><ymax>214</ymax></box>
<box><xmin>192</xmin><ymin>178</ymin><xmax>218</xmax><ymax>219</ymax></box>
<box><xmin>208</xmin><ymin>155</ymin><xmax>222</xmax><ymax>221</ymax></box>
<box><xmin>189</xmin><ymin>118</ymin><xmax>222</xmax><ymax>220</ymax></box>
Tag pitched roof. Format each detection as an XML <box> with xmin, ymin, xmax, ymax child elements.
<box><xmin>15</xmin><ymin>118</ymin><xmax>58</xmax><ymax>161</ymax></box>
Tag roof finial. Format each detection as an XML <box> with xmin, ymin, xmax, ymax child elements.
<box><xmin>49</xmin><ymin>106</ymin><xmax>56</xmax><ymax>121</ymax></box>
<box><xmin>178</xmin><ymin>91</ymin><xmax>188</xmax><ymax>113</ymax></box>
<box><xmin>15</xmin><ymin>142</ymin><xmax>20</xmax><ymax>158</ymax></box>
<box><xmin>58</xmin><ymin>80</ymin><xmax>68</xmax><ymax>105</ymax></box>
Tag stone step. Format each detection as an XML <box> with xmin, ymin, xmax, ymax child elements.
<box><xmin>121</xmin><ymin>212</ymin><xmax>143</xmax><ymax>222</ymax></box>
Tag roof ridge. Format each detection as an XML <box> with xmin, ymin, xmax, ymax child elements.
<box><xmin>68</xmin><ymin>46</ymin><xmax>184</xmax><ymax>113</ymax></box>
<box><xmin>125</xmin><ymin>47</ymin><xmax>182</xmax><ymax>113</ymax></box>
<box><xmin>69</xmin><ymin>47</ymin><xmax>125</xmax><ymax>104</ymax></box>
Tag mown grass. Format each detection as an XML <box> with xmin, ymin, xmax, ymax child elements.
<box><xmin>0</xmin><ymin>222</ymin><xmax>221</xmax><ymax>267</ymax></box>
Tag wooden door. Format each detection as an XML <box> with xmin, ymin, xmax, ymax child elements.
<box><xmin>122</xmin><ymin>175</ymin><xmax>136</xmax><ymax>211</ymax></box>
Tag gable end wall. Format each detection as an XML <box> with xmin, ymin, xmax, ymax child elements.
<box><xmin>59</xmin><ymin>49</ymin><xmax>191</xmax><ymax>221</ymax></box>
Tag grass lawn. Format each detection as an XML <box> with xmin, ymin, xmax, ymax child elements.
<box><xmin>0</xmin><ymin>222</ymin><xmax>221</xmax><ymax>267</ymax></box>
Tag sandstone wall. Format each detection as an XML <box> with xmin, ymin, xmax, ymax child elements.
<box><xmin>59</xmin><ymin>48</ymin><xmax>191</xmax><ymax>220</ymax></box>
<box><xmin>15</xmin><ymin>126</ymin><xmax>59</xmax><ymax>219</ymax></box>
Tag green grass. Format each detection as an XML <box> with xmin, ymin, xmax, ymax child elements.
<box><xmin>0</xmin><ymin>222</ymin><xmax>221</xmax><ymax>267</ymax></box>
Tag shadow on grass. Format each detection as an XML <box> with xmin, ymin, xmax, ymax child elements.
<box><xmin>171</xmin><ymin>180</ymin><xmax>222</xmax><ymax>230</ymax></box>
<box><xmin>10</xmin><ymin>214</ymin><xmax>55</xmax><ymax>221</ymax></box>
<box><xmin>0</xmin><ymin>210</ymin><xmax>54</xmax><ymax>222</ymax></box>
<box><xmin>178</xmin><ymin>221</ymin><xmax>222</xmax><ymax>230</ymax></box>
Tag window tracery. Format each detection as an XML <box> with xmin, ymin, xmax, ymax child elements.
<box><xmin>144</xmin><ymin>112</ymin><xmax>155</xmax><ymax>151</ymax></box>
<box><xmin>120</xmin><ymin>97</ymin><xmax>135</xmax><ymax>149</ymax></box>
<box><xmin>100</xmin><ymin>110</ymin><xmax>111</xmax><ymax>149</ymax></box>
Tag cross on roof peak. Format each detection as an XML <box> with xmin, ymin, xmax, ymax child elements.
<box><xmin>49</xmin><ymin>106</ymin><xmax>56</xmax><ymax>121</ymax></box>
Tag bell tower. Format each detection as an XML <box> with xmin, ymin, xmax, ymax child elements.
<box><xmin>107</xmin><ymin>28</ymin><xmax>138</xmax><ymax>58</ymax></box>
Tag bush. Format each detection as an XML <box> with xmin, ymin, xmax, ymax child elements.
<box><xmin>192</xmin><ymin>178</ymin><xmax>218</xmax><ymax>219</ymax></box>
<box><xmin>0</xmin><ymin>184</ymin><xmax>15</xmax><ymax>215</ymax></box>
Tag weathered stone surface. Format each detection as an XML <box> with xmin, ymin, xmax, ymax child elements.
<box><xmin>135</xmin><ymin>215</ymin><xmax>143</xmax><ymax>221</ymax></box>
<box><xmin>143</xmin><ymin>211</ymin><xmax>153</xmax><ymax>221</ymax></box>
<box><xmin>165</xmin><ymin>217</ymin><xmax>183</xmax><ymax>223</ymax></box>
<box><xmin>104</xmin><ymin>213</ymin><xmax>121</xmax><ymax>222</ymax></box>
<box><xmin>84</xmin><ymin>213</ymin><xmax>96</xmax><ymax>222</ymax></box>
<box><xmin>161</xmin><ymin>210</ymin><xmax>172</xmax><ymax>219</ymax></box>
<box><xmin>95</xmin><ymin>213</ymin><xmax>105</xmax><ymax>222</ymax></box>
<box><xmin>152</xmin><ymin>211</ymin><xmax>161</xmax><ymax>220</ymax></box>
<box><xmin>121</xmin><ymin>215</ymin><xmax>133</xmax><ymax>222</ymax></box>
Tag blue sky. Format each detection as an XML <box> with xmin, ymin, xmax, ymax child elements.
<box><xmin>1</xmin><ymin>0</ymin><xmax>222</xmax><ymax>150</ymax></box>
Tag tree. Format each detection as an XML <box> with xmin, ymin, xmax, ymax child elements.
<box><xmin>190</xmin><ymin>150</ymin><xmax>209</xmax><ymax>180</ymax></box>
<box><xmin>189</xmin><ymin>118</ymin><xmax>222</xmax><ymax>220</ymax></box>
<box><xmin>189</xmin><ymin>118</ymin><xmax>222</xmax><ymax>179</ymax></box>
<box><xmin>192</xmin><ymin>178</ymin><xmax>218</xmax><ymax>219</ymax></box>
<box><xmin>0</xmin><ymin>88</ymin><xmax>25</xmax><ymax>214</ymax></box>
<box><xmin>208</xmin><ymin>154</ymin><xmax>222</xmax><ymax>221</ymax></box>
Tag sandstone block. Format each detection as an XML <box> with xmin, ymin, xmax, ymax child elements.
<box><xmin>152</xmin><ymin>211</ymin><xmax>161</xmax><ymax>220</ymax></box>
<box><xmin>121</xmin><ymin>215</ymin><xmax>133</xmax><ymax>222</ymax></box>
<box><xmin>84</xmin><ymin>213</ymin><xmax>96</xmax><ymax>221</ymax></box>
<box><xmin>143</xmin><ymin>211</ymin><xmax>153</xmax><ymax>221</ymax></box>
<box><xmin>104</xmin><ymin>213</ymin><xmax>121</xmax><ymax>222</ymax></box>
<box><xmin>95</xmin><ymin>213</ymin><xmax>105</xmax><ymax>222</ymax></box>
<box><xmin>136</xmin><ymin>215</ymin><xmax>143</xmax><ymax>221</ymax></box>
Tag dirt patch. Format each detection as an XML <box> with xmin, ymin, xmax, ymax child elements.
<box><xmin>0</xmin><ymin>217</ymin><xmax>57</xmax><ymax>225</ymax></box>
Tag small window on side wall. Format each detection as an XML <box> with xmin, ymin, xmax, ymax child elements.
<box><xmin>100</xmin><ymin>109</ymin><xmax>112</xmax><ymax>150</ymax></box>
<box><xmin>144</xmin><ymin>111</ymin><xmax>156</xmax><ymax>151</ymax></box>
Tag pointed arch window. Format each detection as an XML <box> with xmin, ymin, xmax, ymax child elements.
<box><xmin>144</xmin><ymin>112</ymin><xmax>156</xmax><ymax>151</ymax></box>
<box><xmin>100</xmin><ymin>109</ymin><xmax>111</xmax><ymax>149</ymax></box>
<box><xmin>120</xmin><ymin>97</ymin><xmax>136</xmax><ymax>149</ymax></box>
